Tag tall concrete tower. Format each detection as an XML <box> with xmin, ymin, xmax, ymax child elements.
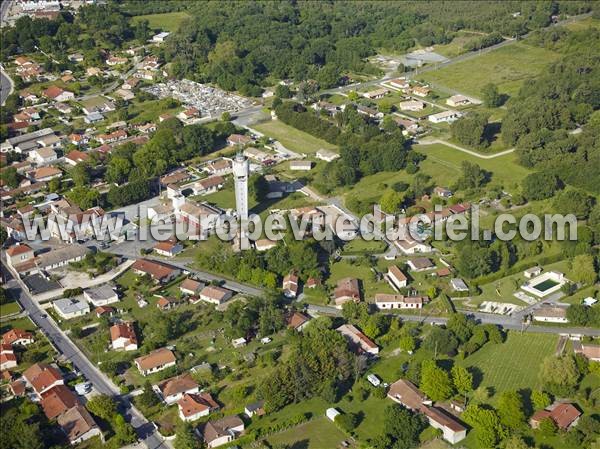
<box><xmin>232</xmin><ymin>153</ymin><xmax>249</xmax><ymax>222</ymax></box>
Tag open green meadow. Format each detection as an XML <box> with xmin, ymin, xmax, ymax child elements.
<box><xmin>418</xmin><ymin>42</ymin><xmax>560</xmax><ymax>97</ymax></box>
<box><xmin>461</xmin><ymin>332</ymin><xmax>557</xmax><ymax>395</ymax></box>
<box><xmin>254</xmin><ymin>119</ymin><xmax>338</xmax><ymax>154</ymax></box>
<box><xmin>132</xmin><ymin>12</ymin><xmax>190</xmax><ymax>32</ymax></box>
<box><xmin>266</xmin><ymin>417</ymin><xmax>349</xmax><ymax>449</ymax></box>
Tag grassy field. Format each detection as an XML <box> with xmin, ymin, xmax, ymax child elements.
<box><xmin>461</xmin><ymin>332</ymin><xmax>557</xmax><ymax>395</ymax></box>
<box><xmin>418</xmin><ymin>42</ymin><xmax>560</xmax><ymax>98</ymax></box>
<box><xmin>562</xmin><ymin>16</ymin><xmax>600</xmax><ymax>31</ymax></box>
<box><xmin>328</xmin><ymin>259</ymin><xmax>395</xmax><ymax>302</ymax></box>
<box><xmin>0</xmin><ymin>301</ymin><xmax>21</xmax><ymax>317</ymax></box>
<box><xmin>432</xmin><ymin>30</ymin><xmax>492</xmax><ymax>58</ymax></box>
<box><xmin>132</xmin><ymin>12</ymin><xmax>190</xmax><ymax>32</ymax></box>
<box><xmin>266</xmin><ymin>417</ymin><xmax>349</xmax><ymax>449</ymax></box>
<box><xmin>254</xmin><ymin>119</ymin><xmax>338</xmax><ymax>154</ymax></box>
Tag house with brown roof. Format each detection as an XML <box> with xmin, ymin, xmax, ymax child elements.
<box><xmin>334</xmin><ymin>278</ymin><xmax>360</xmax><ymax>308</ymax></box>
<box><xmin>407</xmin><ymin>257</ymin><xmax>435</xmax><ymax>272</ymax></box>
<box><xmin>2</xmin><ymin>328</ymin><xmax>34</xmax><ymax>346</ymax></box>
<box><xmin>56</xmin><ymin>404</ymin><xmax>102</xmax><ymax>445</ymax></box>
<box><xmin>200</xmin><ymin>415</ymin><xmax>245</xmax><ymax>448</ymax></box>
<box><xmin>199</xmin><ymin>285</ymin><xmax>233</xmax><ymax>305</ymax></box>
<box><xmin>23</xmin><ymin>363</ymin><xmax>64</xmax><ymax>396</ymax></box>
<box><xmin>43</xmin><ymin>86</ymin><xmax>75</xmax><ymax>102</ymax></box>
<box><xmin>226</xmin><ymin>134</ymin><xmax>252</xmax><ymax>146</ymax></box>
<box><xmin>29</xmin><ymin>166</ymin><xmax>62</xmax><ymax>183</ymax></box>
<box><xmin>573</xmin><ymin>341</ymin><xmax>600</xmax><ymax>361</ymax></box>
<box><xmin>530</xmin><ymin>402</ymin><xmax>581</xmax><ymax>430</ymax></box>
<box><xmin>204</xmin><ymin>158</ymin><xmax>233</xmax><ymax>176</ymax></box>
<box><xmin>336</xmin><ymin>324</ymin><xmax>379</xmax><ymax>355</ymax></box>
<box><xmin>282</xmin><ymin>272</ymin><xmax>299</xmax><ymax>298</ymax></box>
<box><xmin>178</xmin><ymin>392</ymin><xmax>220</xmax><ymax>422</ymax></box>
<box><xmin>153</xmin><ymin>373</ymin><xmax>199</xmax><ymax>405</ymax></box>
<box><xmin>153</xmin><ymin>240</ymin><xmax>184</xmax><ymax>257</ymax></box>
<box><xmin>40</xmin><ymin>385</ymin><xmax>79</xmax><ymax>420</ymax></box>
<box><xmin>286</xmin><ymin>312</ymin><xmax>310</xmax><ymax>332</ymax></box>
<box><xmin>387</xmin><ymin>265</ymin><xmax>408</xmax><ymax>290</ymax></box>
<box><xmin>5</xmin><ymin>244</ymin><xmax>35</xmax><ymax>271</ymax></box>
<box><xmin>156</xmin><ymin>296</ymin><xmax>180</xmax><ymax>311</ymax></box>
<box><xmin>131</xmin><ymin>259</ymin><xmax>180</xmax><ymax>284</ymax></box>
<box><xmin>110</xmin><ymin>322</ymin><xmax>138</xmax><ymax>351</ymax></box>
<box><xmin>422</xmin><ymin>406</ymin><xmax>467</xmax><ymax>444</ymax></box>
<box><xmin>64</xmin><ymin>150</ymin><xmax>90</xmax><ymax>166</ymax></box>
<box><xmin>388</xmin><ymin>379</ymin><xmax>432</xmax><ymax>410</ymax></box>
<box><xmin>193</xmin><ymin>175</ymin><xmax>225</xmax><ymax>195</ymax></box>
<box><xmin>135</xmin><ymin>348</ymin><xmax>176</xmax><ymax>376</ymax></box>
<box><xmin>180</xmin><ymin>278</ymin><xmax>205</xmax><ymax>296</ymax></box>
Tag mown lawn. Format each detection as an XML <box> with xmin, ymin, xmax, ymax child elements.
<box><xmin>418</xmin><ymin>42</ymin><xmax>560</xmax><ymax>97</ymax></box>
<box><xmin>132</xmin><ymin>12</ymin><xmax>190</xmax><ymax>32</ymax></box>
<box><xmin>460</xmin><ymin>331</ymin><xmax>557</xmax><ymax>395</ymax></box>
<box><xmin>0</xmin><ymin>301</ymin><xmax>21</xmax><ymax>317</ymax></box>
<box><xmin>328</xmin><ymin>259</ymin><xmax>395</xmax><ymax>302</ymax></box>
<box><xmin>254</xmin><ymin>119</ymin><xmax>338</xmax><ymax>154</ymax></box>
<box><xmin>266</xmin><ymin>417</ymin><xmax>349</xmax><ymax>449</ymax></box>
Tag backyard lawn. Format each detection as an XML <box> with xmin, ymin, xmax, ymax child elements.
<box><xmin>254</xmin><ymin>119</ymin><xmax>338</xmax><ymax>154</ymax></box>
<box><xmin>132</xmin><ymin>12</ymin><xmax>190</xmax><ymax>32</ymax></box>
<box><xmin>461</xmin><ymin>331</ymin><xmax>557</xmax><ymax>395</ymax></box>
<box><xmin>418</xmin><ymin>42</ymin><xmax>560</xmax><ymax>98</ymax></box>
<box><xmin>266</xmin><ymin>417</ymin><xmax>349</xmax><ymax>449</ymax></box>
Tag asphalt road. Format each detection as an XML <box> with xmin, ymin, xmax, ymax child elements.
<box><xmin>1</xmin><ymin>262</ymin><xmax>169</xmax><ymax>449</ymax></box>
<box><xmin>1</xmin><ymin>68</ymin><xmax>13</xmax><ymax>105</ymax></box>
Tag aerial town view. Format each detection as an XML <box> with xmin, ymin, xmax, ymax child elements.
<box><xmin>1</xmin><ymin>1</ymin><xmax>600</xmax><ymax>449</ymax></box>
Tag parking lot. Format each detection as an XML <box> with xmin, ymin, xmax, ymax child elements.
<box><xmin>143</xmin><ymin>79</ymin><xmax>254</xmax><ymax>117</ymax></box>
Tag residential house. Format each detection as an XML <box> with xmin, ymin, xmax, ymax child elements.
<box><xmin>286</xmin><ymin>312</ymin><xmax>310</xmax><ymax>332</ymax></box>
<box><xmin>180</xmin><ymin>278</ymin><xmax>205</xmax><ymax>296</ymax></box>
<box><xmin>227</xmin><ymin>134</ymin><xmax>252</xmax><ymax>146</ymax></box>
<box><xmin>254</xmin><ymin>239</ymin><xmax>277</xmax><ymax>252</ymax></box>
<box><xmin>407</xmin><ymin>257</ymin><xmax>435</xmax><ymax>271</ymax></box>
<box><xmin>422</xmin><ymin>406</ymin><xmax>467</xmax><ymax>444</ymax></box>
<box><xmin>134</xmin><ymin>348</ymin><xmax>176</xmax><ymax>376</ymax></box>
<box><xmin>68</xmin><ymin>134</ymin><xmax>89</xmax><ymax>147</ymax></box>
<box><xmin>175</xmin><ymin>200</ymin><xmax>222</xmax><ymax>238</ymax></box>
<box><xmin>193</xmin><ymin>175</ymin><xmax>225</xmax><ymax>195</ymax></box>
<box><xmin>40</xmin><ymin>385</ymin><xmax>78</xmax><ymax>420</ymax></box>
<box><xmin>374</xmin><ymin>293</ymin><xmax>429</xmax><ymax>310</ymax></box>
<box><xmin>110</xmin><ymin>322</ymin><xmax>138</xmax><ymax>351</ymax></box>
<box><xmin>428</xmin><ymin>110</ymin><xmax>462</xmax><ymax>124</ymax></box>
<box><xmin>530</xmin><ymin>402</ymin><xmax>581</xmax><ymax>430</ymax></box>
<box><xmin>28</xmin><ymin>147</ymin><xmax>58</xmax><ymax>164</ymax></box>
<box><xmin>23</xmin><ymin>363</ymin><xmax>64</xmax><ymax>397</ymax></box>
<box><xmin>154</xmin><ymin>373</ymin><xmax>199</xmax><ymax>405</ymax></box>
<box><xmin>433</xmin><ymin>186</ymin><xmax>453</xmax><ymax>198</ymax></box>
<box><xmin>178</xmin><ymin>392</ymin><xmax>220</xmax><ymax>422</ymax></box>
<box><xmin>411</xmin><ymin>86</ymin><xmax>431</xmax><ymax>97</ymax></box>
<box><xmin>43</xmin><ymin>86</ymin><xmax>74</xmax><ymax>102</ymax></box>
<box><xmin>153</xmin><ymin>32</ymin><xmax>170</xmax><ymax>43</ymax></box>
<box><xmin>5</xmin><ymin>244</ymin><xmax>35</xmax><ymax>271</ymax></box>
<box><xmin>356</xmin><ymin>104</ymin><xmax>383</xmax><ymax>119</ymax></box>
<box><xmin>56</xmin><ymin>404</ymin><xmax>102</xmax><ymax>445</ymax></box>
<box><xmin>524</xmin><ymin>266</ymin><xmax>543</xmax><ymax>279</ymax></box>
<box><xmin>201</xmin><ymin>416</ymin><xmax>245</xmax><ymax>448</ymax></box>
<box><xmin>0</xmin><ymin>344</ymin><xmax>17</xmax><ymax>370</ymax></box>
<box><xmin>84</xmin><ymin>284</ymin><xmax>119</xmax><ymax>306</ymax></box>
<box><xmin>2</xmin><ymin>328</ymin><xmax>35</xmax><ymax>346</ymax></box>
<box><xmin>244</xmin><ymin>400</ymin><xmax>265</xmax><ymax>418</ymax></box>
<box><xmin>450</xmin><ymin>278</ymin><xmax>469</xmax><ymax>292</ymax></box>
<box><xmin>95</xmin><ymin>306</ymin><xmax>115</xmax><ymax>318</ymax></box>
<box><xmin>29</xmin><ymin>166</ymin><xmax>62</xmax><ymax>183</ymax></box>
<box><xmin>399</xmin><ymin>100</ymin><xmax>425</xmax><ymax>111</ymax></box>
<box><xmin>199</xmin><ymin>286</ymin><xmax>233</xmax><ymax>305</ymax></box>
<box><xmin>282</xmin><ymin>273</ymin><xmax>299</xmax><ymax>298</ymax></box>
<box><xmin>131</xmin><ymin>259</ymin><xmax>181</xmax><ymax>284</ymax></box>
<box><xmin>446</xmin><ymin>95</ymin><xmax>471</xmax><ymax>107</ymax></box>
<box><xmin>388</xmin><ymin>78</ymin><xmax>410</xmax><ymax>90</ymax></box>
<box><xmin>362</xmin><ymin>87</ymin><xmax>389</xmax><ymax>99</ymax></box>
<box><xmin>334</xmin><ymin>277</ymin><xmax>360</xmax><ymax>307</ymax></box>
<box><xmin>177</xmin><ymin>107</ymin><xmax>200</xmax><ymax>122</ymax></box>
<box><xmin>153</xmin><ymin>240</ymin><xmax>184</xmax><ymax>257</ymax></box>
<box><xmin>387</xmin><ymin>265</ymin><xmax>408</xmax><ymax>290</ymax></box>
<box><xmin>244</xmin><ymin>147</ymin><xmax>271</xmax><ymax>163</ymax></box>
<box><xmin>64</xmin><ymin>150</ymin><xmax>90</xmax><ymax>166</ymax></box>
<box><xmin>205</xmin><ymin>159</ymin><xmax>232</xmax><ymax>176</ymax></box>
<box><xmin>122</xmin><ymin>78</ymin><xmax>140</xmax><ymax>90</ymax></box>
<box><xmin>336</xmin><ymin>324</ymin><xmax>379</xmax><ymax>355</ymax></box>
<box><xmin>573</xmin><ymin>342</ymin><xmax>600</xmax><ymax>361</ymax></box>
<box><xmin>96</xmin><ymin>129</ymin><xmax>127</xmax><ymax>145</ymax></box>
<box><xmin>289</xmin><ymin>160</ymin><xmax>312</xmax><ymax>171</ymax></box>
<box><xmin>106</xmin><ymin>55</ymin><xmax>128</xmax><ymax>66</ymax></box>
<box><xmin>53</xmin><ymin>298</ymin><xmax>90</xmax><ymax>320</ymax></box>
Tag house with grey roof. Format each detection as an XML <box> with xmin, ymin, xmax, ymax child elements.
<box><xmin>53</xmin><ymin>298</ymin><xmax>90</xmax><ymax>320</ymax></box>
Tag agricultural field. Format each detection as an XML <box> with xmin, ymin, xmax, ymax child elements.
<box><xmin>131</xmin><ymin>12</ymin><xmax>191</xmax><ymax>32</ymax></box>
<box><xmin>460</xmin><ymin>332</ymin><xmax>557</xmax><ymax>395</ymax></box>
<box><xmin>253</xmin><ymin>119</ymin><xmax>338</xmax><ymax>154</ymax></box>
<box><xmin>418</xmin><ymin>42</ymin><xmax>560</xmax><ymax>98</ymax></box>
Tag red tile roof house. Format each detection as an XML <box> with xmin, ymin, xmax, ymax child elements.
<box><xmin>2</xmin><ymin>328</ymin><xmax>35</xmax><ymax>346</ymax></box>
<box><xmin>387</xmin><ymin>265</ymin><xmax>408</xmax><ymax>290</ymax></box>
<box><xmin>200</xmin><ymin>415</ymin><xmax>245</xmax><ymax>448</ymax></box>
<box><xmin>110</xmin><ymin>322</ymin><xmax>138</xmax><ymax>351</ymax></box>
<box><xmin>286</xmin><ymin>311</ymin><xmax>310</xmax><ymax>332</ymax></box>
<box><xmin>135</xmin><ymin>348</ymin><xmax>176</xmax><ymax>376</ymax></box>
<box><xmin>5</xmin><ymin>243</ymin><xmax>35</xmax><ymax>272</ymax></box>
<box><xmin>199</xmin><ymin>285</ymin><xmax>233</xmax><ymax>305</ymax></box>
<box><xmin>333</xmin><ymin>277</ymin><xmax>361</xmax><ymax>308</ymax></box>
<box><xmin>178</xmin><ymin>392</ymin><xmax>220</xmax><ymax>422</ymax></box>
<box><xmin>131</xmin><ymin>259</ymin><xmax>181</xmax><ymax>284</ymax></box>
<box><xmin>43</xmin><ymin>86</ymin><xmax>75</xmax><ymax>102</ymax></box>
<box><xmin>153</xmin><ymin>373</ymin><xmax>199</xmax><ymax>405</ymax></box>
<box><xmin>574</xmin><ymin>342</ymin><xmax>600</xmax><ymax>361</ymax></box>
<box><xmin>226</xmin><ymin>134</ymin><xmax>252</xmax><ymax>146</ymax></box>
<box><xmin>153</xmin><ymin>240</ymin><xmax>184</xmax><ymax>257</ymax></box>
<box><xmin>40</xmin><ymin>384</ymin><xmax>79</xmax><ymax>420</ymax></box>
<box><xmin>180</xmin><ymin>278</ymin><xmax>205</xmax><ymax>296</ymax></box>
<box><xmin>23</xmin><ymin>363</ymin><xmax>64</xmax><ymax>397</ymax></box>
<box><xmin>57</xmin><ymin>404</ymin><xmax>102</xmax><ymax>445</ymax></box>
<box><xmin>1</xmin><ymin>344</ymin><xmax>17</xmax><ymax>370</ymax></box>
<box><xmin>282</xmin><ymin>272</ymin><xmax>299</xmax><ymax>298</ymax></box>
<box><xmin>64</xmin><ymin>150</ymin><xmax>90</xmax><ymax>166</ymax></box>
<box><xmin>374</xmin><ymin>293</ymin><xmax>429</xmax><ymax>310</ymax></box>
<box><xmin>336</xmin><ymin>324</ymin><xmax>379</xmax><ymax>355</ymax></box>
<box><xmin>530</xmin><ymin>402</ymin><xmax>582</xmax><ymax>430</ymax></box>
<box><xmin>156</xmin><ymin>296</ymin><xmax>180</xmax><ymax>311</ymax></box>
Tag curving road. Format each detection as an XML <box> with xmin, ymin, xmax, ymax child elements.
<box><xmin>0</xmin><ymin>67</ymin><xmax>13</xmax><ymax>105</ymax></box>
